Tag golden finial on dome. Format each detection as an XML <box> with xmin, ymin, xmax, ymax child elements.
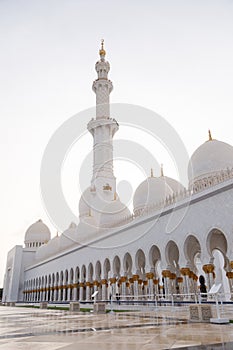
<box><xmin>99</xmin><ymin>39</ymin><xmax>106</xmax><ymax>57</ymax></box>
<box><xmin>160</xmin><ymin>164</ymin><xmax>164</xmax><ymax>177</ymax></box>
<box><xmin>208</xmin><ymin>129</ymin><xmax>213</xmax><ymax>141</ymax></box>
<box><xmin>150</xmin><ymin>168</ymin><xmax>154</xmax><ymax>177</ymax></box>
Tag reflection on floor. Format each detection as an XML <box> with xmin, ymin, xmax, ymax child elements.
<box><xmin>0</xmin><ymin>305</ymin><xmax>233</xmax><ymax>349</ymax></box>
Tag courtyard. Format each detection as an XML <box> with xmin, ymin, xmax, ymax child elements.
<box><xmin>0</xmin><ymin>305</ymin><xmax>233</xmax><ymax>349</ymax></box>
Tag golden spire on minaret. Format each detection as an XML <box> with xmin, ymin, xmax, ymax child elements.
<box><xmin>208</xmin><ymin>129</ymin><xmax>213</xmax><ymax>141</ymax></box>
<box><xmin>99</xmin><ymin>39</ymin><xmax>106</xmax><ymax>57</ymax></box>
<box><xmin>160</xmin><ymin>164</ymin><xmax>164</xmax><ymax>177</ymax></box>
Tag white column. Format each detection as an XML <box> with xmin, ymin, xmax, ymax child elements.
<box><xmin>121</xmin><ymin>277</ymin><xmax>127</xmax><ymax>300</ymax></box>
<box><xmin>203</xmin><ymin>264</ymin><xmax>215</xmax><ymax>291</ymax></box>
<box><xmin>110</xmin><ymin>278</ymin><xmax>117</xmax><ymax>300</ymax></box>
<box><xmin>79</xmin><ymin>283</ymin><xmax>84</xmax><ymax>301</ymax></box>
<box><xmin>146</xmin><ymin>273</ymin><xmax>154</xmax><ymax>299</ymax></box>
<box><xmin>162</xmin><ymin>270</ymin><xmax>171</xmax><ymax>299</ymax></box>
<box><xmin>133</xmin><ymin>275</ymin><xmax>139</xmax><ymax>299</ymax></box>
<box><xmin>101</xmin><ymin>280</ymin><xmax>108</xmax><ymax>300</ymax></box>
<box><xmin>73</xmin><ymin>283</ymin><xmax>78</xmax><ymax>301</ymax></box>
<box><xmin>58</xmin><ymin>286</ymin><xmax>62</xmax><ymax>302</ymax></box>
<box><xmin>67</xmin><ymin>287</ymin><xmax>71</xmax><ymax>301</ymax></box>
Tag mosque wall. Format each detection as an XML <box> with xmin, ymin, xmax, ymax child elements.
<box><xmin>21</xmin><ymin>180</ymin><xmax>233</xmax><ymax>303</ymax></box>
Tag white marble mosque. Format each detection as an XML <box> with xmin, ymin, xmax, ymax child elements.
<box><xmin>3</xmin><ymin>41</ymin><xmax>233</xmax><ymax>304</ymax></box>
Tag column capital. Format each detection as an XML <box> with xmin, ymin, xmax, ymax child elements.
<box><xmin>202</xmin><ymin>264</ymin><xmax>214</xmax><ymax>273</ymax></box>
<box><xmin>177</xmin><ymin>277</ymin><xmax>183</xmax><ymax>283</ymax></box>
<box><xmin>169</xmin><ymin>273</ymin><xmax>176</xmax><ymax>280</ymax></box>
<box><xmin>109</xmin><ymin>277</ymin><xmax>117</xmax><ymax>284</ymax></box>
<box><xmin>132</xmin><ymin>274</ymin><xmax>139</xmax><ymax>281</ymax></box>
<box><xmin>180</xmin><ymin>267</ymin><xmax>190</xmax><ymax>276</ymax></box>
<box><xmin>101</xmin><ymin>279</ymin><xmax>108</xmax><ymax>285</ymax></box>
<box><xmin>162</xmin><ymin>269</ymin><xmax>171</xmax><ymax>278</ymax></box>
<box><xmin>146</xmin><ymin>272</ymin><xmax>154</xmax><ymax>279</ymax></box>
<box><xmin>119</xmin><ymin>276</ymin><xmax>127</xmax><ymax>283</ymax></box>
<box><xmin>226</xmin><ymin>271</ymin><xmax>233</xmax><ymax>279</ymax></box>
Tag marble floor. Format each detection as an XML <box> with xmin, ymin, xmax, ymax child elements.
<box><xmin>0</xmin><ymin>305</ymin><xmax>233</xmax><ymax>349</ymax></box>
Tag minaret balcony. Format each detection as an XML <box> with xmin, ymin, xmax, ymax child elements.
<box><xmin>87</xmin><ymin>117</ymin><xmax>119</xmax><ymax>136</ymax></box>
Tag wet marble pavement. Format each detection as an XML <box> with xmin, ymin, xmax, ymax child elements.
<box><xmin>0</xmin><ymin>306</ymin><xmax>233</xmax><ymax>349</ymax></box>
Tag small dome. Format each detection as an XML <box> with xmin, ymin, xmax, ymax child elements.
<box><xmin>24</xmin><ymin>219</ymin><xmax>51</xmax><ymax>248</ymax></box>
<box><xmin>133</xmin><ymin>177</ymin><xmax>173</xmax><ymax>216</ymax></box>
<box><xmin>188</xmin><ymin>138</ymin><xmax>233</xmax><ymax>185</ymax></box>
<box><xmin>59</xmin><ymin>223</ymin><xmax>78</xmax><ymax>251</ymax></box>
<box><xmin>36</xmin><ymin>234</ymin><xmax>60</xmax><ymax>261</ymax></box>
<box><xmin>74</xmin><ymin>218</ymin><xmax>98</xmax><ymax>244</ymax></box>
<box><xmin>99</xmin><ymin>200</ymin><xmax>131</xmax><ymax>228</ymax></box>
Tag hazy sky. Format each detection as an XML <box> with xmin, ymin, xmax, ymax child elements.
<box><xmin>1</xmin><ymin>0</ymin><xmax>233</xmax><ymax>287</ymax></box>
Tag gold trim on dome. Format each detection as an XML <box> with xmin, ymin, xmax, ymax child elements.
<box><xmin>160</xmin><ymin>163</ymin><xmax>164</xmax><ymax>177</ymax></box>
<box><xmin>103</xmin><ymin>183</ymin><xmax>112</xmax><ymax>191</ymax></box>
<box><xmin>99</xmin><ymin>39</ymin><xmax>106</xmax><ymax>56</ymax></box>
<box><xmin>208</xmin><ymin>129</ymin><xmax>213</xmax><ymax>141</ymax></box>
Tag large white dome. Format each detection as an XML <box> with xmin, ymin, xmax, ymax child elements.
<box><xmin>24</xmin><ymin>219</ymin><xmax>51</xmax><ymax>247</ymax></box>
<box><xmin>99</xmin><ymin>200</ymin><xmax>131</xmax><ymax>228</ymax></box>
<box><xmin>133</xmin><ymin>177</ymin><xmax>173</xmax><ymax>216</ymax></box>
<box><xmin>188</xmin><ymin>139</ymin><xmax>233</xmax><ymax>185</ymax></box>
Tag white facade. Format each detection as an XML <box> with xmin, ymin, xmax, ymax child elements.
<box><xmin>3</xmin><ymin>42</ymin><xmax>233</xmax><ymax>303</ymax></box>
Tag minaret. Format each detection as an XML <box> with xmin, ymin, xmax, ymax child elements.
<box><xmin>87</xmin><ymin>40</ymin><xmax>119</xmax><ymax>198</ymax></box>
<box><xmin>92</xmin><ymin>39</ymin><xmax>113</xmax><ymax>119</ymax></box>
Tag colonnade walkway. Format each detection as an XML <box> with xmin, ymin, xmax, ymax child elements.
<box><xmin>1</xmin><ymin>304</ymin><xmax>233</xmax><ymax>349</ymax></box>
